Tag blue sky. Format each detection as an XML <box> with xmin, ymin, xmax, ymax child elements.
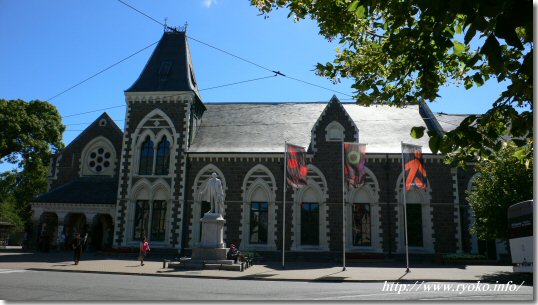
<box><xmin>0</xmin><ymin>0</ymin><xmax>508</xmax><ymax>168</ymax></box>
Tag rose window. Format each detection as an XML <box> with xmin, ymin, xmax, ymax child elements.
<box><xmin>88</xmin><ymin>147</ymin><xmax>112</xmax><ymax>173</ymax></box>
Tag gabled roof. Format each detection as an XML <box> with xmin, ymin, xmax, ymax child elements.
<box><xmin>434</xmin><ymin>113</ymin><xmax>469</xmax><ymax>133</ymax></box>
<box><xmin>125</xmin><ymin>30</ymin><xmax>201</xmax><ymax>99</ymax></box>
<box><xmin>61</xmin><ymin>112</ymin><xmax>122</xmax><ymax>152</ymax></box>
<box><xmin>188</xmin><ymin>101</ymin><xmax>432</xmax><ymax>154</ymax></box>
<box><xmin>33</xmin><ymin>177</ymin><xmax>118</xmax><ymax>205</ymax></box>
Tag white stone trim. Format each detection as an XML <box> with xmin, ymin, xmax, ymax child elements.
<box><xmin>467</xmin><ymin>173</ymin><xmax>480</xmax><ymax>254</ymax></box>
<box><xmin>310</xmin><ymin>95</ymin><xmax>359</xmax><ymax>152</ymax></box>
<box><xmin>190</xmin><ymin>164</ymin><xmax>227</xmax><ymax>247</ymax></box>
<box><xmin>124</xmin><ymin>178</ymin><xmax>173</xmax><ymax>246</ymax></box>
<box><xmin>79</xmin><ymin>136</ymin><xmax>117</xmax><ymax>177</ymax></box>
<box><xmin>240</xmin><ymin>164</ymin><xmax>277</xmax><ymax>251</ymax></box>
<box><xmin>125</xmin><ymin>91</ymin><xmax>195</xmax><ymax>102</ymax></box>
<box><xmin>290</xmin><ymin>165</ymin><xmax>329</xmax><ymax>251</ymax></box>
<box><xmin>451</xmin><ymin>168</ymin><xmax>463</xmax><ymax>253</ymax></box>
<box><xmin>131</xmin><ymin>109</ymin><xmax>177</xmax><ymax>177</ymax></box>
<box><xmin>394</xmin><ymin>172</ymin><xmax>434</xmax><ymax>253</ymax></box>
<box><xmin>345</xmin><ymin>167</ymin><xmax>382</xmax><ymax>252</ymax></box>
<box><xmin>325</xmin><ymin>121</ymin><xmax>345</xmax><ymax>142</ymax></box>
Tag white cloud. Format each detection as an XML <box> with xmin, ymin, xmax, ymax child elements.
<box><xmin>203</xmin><ymin>0</ymin><xmax>217</xmax><ymax>7</ymax></box>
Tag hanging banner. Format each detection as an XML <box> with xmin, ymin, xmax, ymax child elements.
<box><xmin>402</xmin><ymin>143</ymin><xmax>428</xmax><ymax>190</ymax></box>
<box><xmin>344</xmin><ymin>142</ymin><xmax>367</xmax><ymax>188</ymax></box>
<box><xmin>286</xmin><ymin>143</ymin><xmax>308</xmax><ymax>188</ymax></box>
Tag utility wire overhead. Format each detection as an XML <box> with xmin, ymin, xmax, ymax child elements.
<box><xmin>115</xmin><ymin>0</ymin><xmax>353</xmax><ymax>98</ymax></box>
<box><xmin>47</xmin><ymin>41</ymin><xmax>159</xmax><ymax>102</ymax></box>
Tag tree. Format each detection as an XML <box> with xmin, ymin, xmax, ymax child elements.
<box><xmin>466</xmin><ymin>142</ymin><xmax>533</xmax><ymax>240</ymax></box>
<box><xmin>250</xmin><ymin>0</ymin><xmax>533</xmax><ymax>167</ymax></box>
<box><xmin>0</xmin><ymin>99</ymin><xmax>65</xmax><ymax>226</ymax></box>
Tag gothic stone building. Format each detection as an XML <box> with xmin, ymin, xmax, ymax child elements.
<box><xmin>31</xmin><ymin>30</ymin><xmax>498</xmax><ymax>260</ymax></box>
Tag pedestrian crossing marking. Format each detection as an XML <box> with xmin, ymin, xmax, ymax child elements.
<box><xmin>0</xmin><ymin>269</ymin><xmax>29</xmax><ymax>274</ymax></box>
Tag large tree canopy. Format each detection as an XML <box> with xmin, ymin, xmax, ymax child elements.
<box><xmin>0</xmin><ymin>99</ymin><xmax>65</xmax><ymax>228</ymax></box>
<box><xmin>251</xmin><ymin>0</ymin><xmax>533</xmax><ymax>167</ymax></box>
<box><xmin>466</xmin><ymin>142</ymin><xmax>533</xmax><ymax>240</ymax></box>
<box><xmin>0</xmin><ymin>99</ymin><xmax>65</xmax><ymax>167</ymax></box>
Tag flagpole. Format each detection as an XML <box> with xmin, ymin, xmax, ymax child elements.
<box><xmin>342</xmin><ymin>142</ymin><xmax>346</xmax><ymax>271</ymax></box>
<box><xmin>282</xmin><ymin>141</ymin><xmax>287</xmax><ymax>269</ymax></box>
<box><xmin>401</xmin><ymin>142</ymin><xmax>410</xmax><ymax>273</ymax></box>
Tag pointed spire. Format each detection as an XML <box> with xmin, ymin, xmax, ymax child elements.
<box><xmin>125</xmin><ymin>30</ymin><xmax>201</xmax><ymax>99</ymax></box>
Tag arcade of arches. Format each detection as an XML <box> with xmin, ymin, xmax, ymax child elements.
<box><xmin>31</xmin><ymin>203</ymin><xmax>114</xmax><ymax>251</ymax></box>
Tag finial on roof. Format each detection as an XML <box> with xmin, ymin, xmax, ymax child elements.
<box><xmin>184</xmin><ymin>22</ymin><xmax>188</xmax><ymax>32</ymax></box>
<box><xmin>163</xmin><ymin>17</ymin><xmax>168</xmax><ymax>32</ymax></box>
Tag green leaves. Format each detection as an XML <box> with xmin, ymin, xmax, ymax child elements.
<box><xmin>453</xmin><ymin>41</ymin><xmax>465</xmax><ymax>56</ymax></box>
<box><xmin>466</xmin><ymin>142</ymin><xmax>533</xmax><ymax>240</ymax></box>
<box><xmin>410</xmin><ymin>126</ymin><xmax>426</xmax><ymax>139</ymax></box>
<box><xmin>251</xmin><ymin>0</ymin><xmax>533</xmax><ymax>167</ymax></box>
<box><xmin>0</xmin><ymin>99</ymin><xmax>65</xmax><ymax>166</ymax></box>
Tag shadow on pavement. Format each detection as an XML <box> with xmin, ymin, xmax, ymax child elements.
<box><xmin>480</xmin><ymin>271</ymin><xmax>533</xmax><ymax>286</ymax></box>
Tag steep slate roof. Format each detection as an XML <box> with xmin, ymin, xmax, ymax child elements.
<box><xmin>434</xmin><ymin>113</ymin><xmax>469</xmax><ymax>132</ymax></box>
<box><xmin>125</xmin><ymin>31</ymin><xmax>201</xmax><ymax>97</ymax></box>
<box><xmin>33</xmin><ymin>177</ymin><xmax>118</xmax><ymax>205</ymax></box>
<box><xmin>189</xmin><ymin>101</ymin><xmax>432</xmax><ymax>153</ymax></box>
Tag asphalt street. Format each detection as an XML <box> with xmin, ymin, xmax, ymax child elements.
<box><xmin>0</xmin><ymin>269</ymin><xmax>533</xmax><ymax>301</ymax></box>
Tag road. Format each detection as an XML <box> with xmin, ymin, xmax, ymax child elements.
<box><xmin>0</xmin><ymin>269</ymin><xmax>532</xmax><ymax>301</ymax></box>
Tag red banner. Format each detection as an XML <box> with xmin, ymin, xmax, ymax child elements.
<box><xmin>286</xmin><ymin>143</ymin><xmax>308</xmax><ymax>188</ymax></box>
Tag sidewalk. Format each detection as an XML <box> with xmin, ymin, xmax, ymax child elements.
<box><xmin>0</xmin><ymin>249</ymin><xmax>525</xmax><ymax>284</ymax></box>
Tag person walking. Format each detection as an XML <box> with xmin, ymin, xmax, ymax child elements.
<box><xmin>72</xmin><ymin>233</ymin><xmax>83</xmax><ymax>265</ymax></box>
<box><xmin>139</xmin><ymin>236</ymin><xmax>150</xmax><ymax>266</ymax></box>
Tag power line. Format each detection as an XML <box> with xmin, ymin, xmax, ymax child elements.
<box><xmin>199</xmin><ymin>75</ymin><xmax>277</xmax><ymax>92</ymax></box>
<box><xmin>62</xmin><ymin>105</ymin><xmax>126</xmax><ymax>118</ymax></box>
<box><xmin>47</xmin><ymin>41</ymin><xmax>159</xmax><ymax>102</ymax></box>
<box><xmin>60</xmin><ymin>75</ymin><xmax>279</xmax><ymax>119</ymax></box>
<box><xmin>115</xmin><ymin>0</ymin><xmax>353</xmax><ymax>98</ymax></box>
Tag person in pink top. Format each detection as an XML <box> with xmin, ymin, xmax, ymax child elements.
<box><xmin>139</xmin><ymin>236</ymin><xmax>150</xmax><ymax>266</ymax></box>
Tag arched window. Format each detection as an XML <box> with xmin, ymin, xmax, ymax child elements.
<box><xmin>155</xmin><ymin>136</ymin><xmax>170</xmax><ymax>175</ymax></box>
<box><xmin>352</xmin><ymin>203</ymin><xmax>371</xmax><ymax>246</ymax></box>
<box><xmin>139</xmin><ymin>136</ymin><xmax>154</xmax><ymax>175</ymax></box>
<box><xmin>250</xmin><ymin>201</ymin><xmax>268</xmax><ymax>244</ymax></box>
<box><xmin>133</xmin><ymin>200</ymin><xmax>150</xmax><ymax>240</ymax></box>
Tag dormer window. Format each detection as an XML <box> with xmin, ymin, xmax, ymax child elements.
<box><xmin>325</xmin><ymin>121</ymin><xmax>345</xmax><ymax>141</ymax></box>
<box><xmin>159</xmin><ymin>61</ymin><xmax>172</xmax><ymax>81</ymax></box>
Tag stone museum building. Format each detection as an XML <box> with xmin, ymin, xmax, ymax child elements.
<box><xmin>31</xmin><ymin>29</ymin><xmax>501</xmax><ymax>260</ymax></box>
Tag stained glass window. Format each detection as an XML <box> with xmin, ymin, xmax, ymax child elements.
<box><xmin>352</xmin><ymin>203</ymin><xmax>371</xmax><ymax>246</ymax></box>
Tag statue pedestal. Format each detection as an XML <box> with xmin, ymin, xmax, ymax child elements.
<box><xmin>200</xmin><ymin>212</ymin><xmax>225</xmax><ymax>249</ymax></box>
<box><xmin>191</xmin><ymin>213</ymin><xmax>228</xmax><ymax>262</ymax></box>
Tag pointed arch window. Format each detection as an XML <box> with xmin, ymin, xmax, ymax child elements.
<box><xmin>352</xmin><ymin>203</ymin><xmax>371</xmax><ymax>246</ymax></box>
<box><xmin>250</xmin><ymin>202</ymin><xmax>268</xmax><ymax>244</ymax></box>
<box><xmin>155</xmin><ymin>136</ymin><xmax>170</xmax><ymax>175</ymax></box>
<box><xmin>133</xmin><ymin>200</ymin><xmax>150</xmax><ymax>240</ymax></box>
<box><xmin>301</xmin><ymin>202</ymin><xmax>319</xmax><ymax>245</ymax></box>
<box><xmin>139</xmin><ymin>136</ymin><xmax>154</xmax><ymax>175</ymax></box>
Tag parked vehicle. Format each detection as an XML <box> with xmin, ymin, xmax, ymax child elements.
<box><xmin>507</xmin><ymin>200</ymin><xmax>533</xmax><ymax>273</ymax></box>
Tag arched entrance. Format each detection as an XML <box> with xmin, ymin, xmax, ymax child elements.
<box><xmin>91</xmin><ymin>214</ymin><xmax>113</xmax><ymax>251</ymax></box>
<box><xmin>38</xmin><ymin>212</ymin><xmax>58</xmax><ymax>252</ymax></box>
<box><xmin>65</xmin><ymin>213</ymin><xmax>87</xmax><ymax>244</ymax></box>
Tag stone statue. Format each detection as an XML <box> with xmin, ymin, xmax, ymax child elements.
<box><xmin>200</xmin><ymin>172</ymin><xmax>224</xmax><ymax>215</ymax></box>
